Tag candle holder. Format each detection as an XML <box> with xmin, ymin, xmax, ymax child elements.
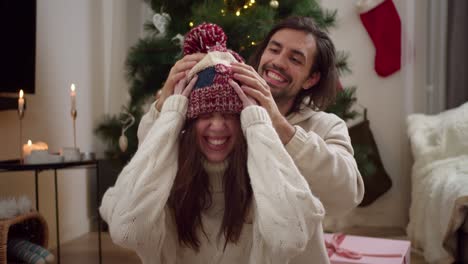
<box><xmin>18</xmin><ymin>108</ymin><xmax>25</xmax><ymax>163</ymax></box>
<box><xmin>71</xmin><ymin>109</ymin><xmax>77</xmax><ymax>148</ymax></box>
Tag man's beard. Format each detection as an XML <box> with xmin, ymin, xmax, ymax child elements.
<box><xmin>260</xmin><ymin>63</ymin><xmax>295</xmax><ymax>102</ymax></box>
<box><xmin>269</xmin><ymin>83</ymin><xmax>296</xmax><ymax>106</ymax></box>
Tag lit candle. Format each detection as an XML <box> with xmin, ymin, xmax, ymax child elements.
<box><xmin>18</xmin><ymin>89</ymin><xmax>24</xmax><ymax>112</ymax></box>
<box><xmin>23</xmin><ymin>140</ymin><xmax>33</xmax><ymax>156</ymax></box>
<box><xmin>70</xmin><ymin>83</ymin><xmax>76</xmax><ymax>112</ymax></box>
<box><xmin>23</xmin><ymin>140</ymin><xmax>49</xmax><ymax>156</ymax></box>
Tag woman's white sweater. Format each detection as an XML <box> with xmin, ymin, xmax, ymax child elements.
<box><xmin>100</xmin><ymin>95</ymin><xmax>329</xmax><ymax>263</ymax></box>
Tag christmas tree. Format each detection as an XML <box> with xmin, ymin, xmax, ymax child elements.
<box><xmin>94</xmin><ymin>0</ymin><xmax>375</xmax><ymax>184</ymax></box>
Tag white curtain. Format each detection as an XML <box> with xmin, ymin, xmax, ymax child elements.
<box><xmin>100</xmin><ymin>0</ymin><xmax>149</xmax><ymax>115</ymax></box>
<box><xmin>446</xmin><ymin>0</ymin><xmax>468</xmax><ymax>109</ymax></box>
<box><xmin>426</xmin><ymin>0</ymin><xmax>447</xmax><ymax>114</ymax></box>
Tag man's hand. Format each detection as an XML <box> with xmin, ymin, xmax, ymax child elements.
<box><xmin>231</xmin><ymin>62</ymin><xmax>295</xmax><ymax>144</ymax></box>
<box><xmin>231</xmin><ymin>62</ymin><xmax>279</xmax><ymax>116</ymax></box>
<box><xmin>156</xmin><ymin>53</ymin><xmax>205</xmax><ymax>111</ymax></box>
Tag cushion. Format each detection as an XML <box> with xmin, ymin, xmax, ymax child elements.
<box><xmin>407</xmin><ymin>102</ymin><xmax>468</xmax><ymax>168</ymax></box>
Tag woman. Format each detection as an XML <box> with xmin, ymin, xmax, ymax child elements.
<box><xmin>100</xmin><ymin>23</ymin><xmax>329</xmax><ymax>264</ymax></box>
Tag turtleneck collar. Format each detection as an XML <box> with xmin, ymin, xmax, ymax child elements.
<box><xmin>202</xmin><ymin>159</ymin><xmax>228</xmax><ymax>193</ymax></box>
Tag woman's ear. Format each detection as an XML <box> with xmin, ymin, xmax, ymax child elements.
<box><xmin>302</xmin><ymin>72</ymin><xmax>320</xmax><ymax>90</ymax></box>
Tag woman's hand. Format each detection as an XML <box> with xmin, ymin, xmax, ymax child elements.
<box><xmin>174</xmin><ymin>75</ymin><xmax>198</xmax><ymax>97</ymax></box>
<box><xmin>229</xmin><ymin>79</ymin><xmax>257</xmax><ymax>108</ymax></box>
<box><xmin>156</xmin><ymin>53</ymin><xmax>205</xmax><ymax>110</ymax></box>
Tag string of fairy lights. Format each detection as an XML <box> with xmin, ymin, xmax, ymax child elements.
<box><xmin>230</xmin><ymin>0</ymin><xmax>256</xmax><ymax>17</ymax></box>
<box><xmin>186</xmin><ymin>0</ymin><xmax>279</xmax><ymax>49</ymax></box>
<box><xmin>188</xmin><ymin>0</ymin><xmax>279</xmax><ymax>28</ymax></box>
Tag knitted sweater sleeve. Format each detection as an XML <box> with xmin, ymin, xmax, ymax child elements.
<box><xmin>285</xmin><ymin>116</ymin><xmax>364</xmax><ymax>217</ymax></box>
<box><xmin>137</xmin><ymin>101</ymin><xmax>160</xmax><ymax>146</ymax></box>
<box><xmin>241</xmin><ymin>106</ymin><xmax>325</xmax><ymax>263</ymax></box>
<box><xmin>99</xmin><ymin>95</ymin><xmax>186</xmax><ymax>262</ymax></box>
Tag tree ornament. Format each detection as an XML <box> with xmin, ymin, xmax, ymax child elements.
<box><xmin>118</xmin><ymin>110</ymin><xmax>135</xmax><ymax>152</ymax></box>
<box><xmin>171</xmin><ymin>34</ymin><xmax>185</xmax><ymax>48</ymax></box>
<box><xmin>270</xmin><ymin>0</ymin><xmax>279</xmax><ymax>8</ymax></box>
<box><xmin>119</xmin><ymin>135</ymin><xmax>128</xmax><ymax>153</ymax></box>
<box><xmin>152</xmin><ymin>12</ymin><xmax>171</xmax><ymax>38</ymax></box>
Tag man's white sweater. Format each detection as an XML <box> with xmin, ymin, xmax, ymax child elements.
<box><xmin>100</xmin><ymin>95</ymin><xmax>330</xmax><ymax>263</ymax></box>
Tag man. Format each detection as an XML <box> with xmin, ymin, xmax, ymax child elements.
<box><xmin>138</xmin><ymin>16</ymin><xmax>364</xmax><ymax>218</ymax></box>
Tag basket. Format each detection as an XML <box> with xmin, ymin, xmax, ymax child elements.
<box><xmin>0</xmin><ymin>211</ymin><xmax>48</xmax><ymax>264</ymax></box>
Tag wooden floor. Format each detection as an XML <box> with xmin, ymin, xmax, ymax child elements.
<box><xmin>50</xmin><ymin>232</ymin><xmax>139</xmax><ymax>264</ymax></box>
<box><xmin>47</xmin><ymin>228</ymin><xmax>427</xmax><ymax>264</ymax></box>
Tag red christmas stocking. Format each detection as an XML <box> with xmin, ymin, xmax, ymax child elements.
<box><xmin>357</xmin><ymin>0</ymin><xmax>401</xmax><ymax>77</ymax></box>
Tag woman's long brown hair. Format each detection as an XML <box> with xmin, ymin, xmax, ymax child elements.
<box><xmin>167</xmin><ymin>118</ymin><xmax>252</xmax><ymax>251</ymax></box>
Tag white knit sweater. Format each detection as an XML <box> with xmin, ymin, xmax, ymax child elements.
<box><xmin>138</xmin><ymin>101</ymin><xmax>364</xmax><ymax>218</ymax></box>
<box><xmin>100</xmin><ymin>95</ymin><xmax>329</xmax><ymax>264</ymax></box>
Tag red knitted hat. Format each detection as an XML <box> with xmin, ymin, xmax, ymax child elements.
<box><xmin>183</xmin><ymin>23</ymin><xmax>244</xmax><ymax>119</ymax></box>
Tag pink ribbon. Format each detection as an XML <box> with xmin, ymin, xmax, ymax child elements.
<box><xmin>325</xmin><ymin>233</ymin><xmax>405</xmax><ymax>261</ymax></box>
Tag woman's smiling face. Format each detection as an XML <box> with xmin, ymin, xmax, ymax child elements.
<box><xmin>195</xmin><ymin>112</ymin><xmax>241</xmax><ymax>163</ymax></box>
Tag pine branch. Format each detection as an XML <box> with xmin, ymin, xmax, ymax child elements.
<box><xmin>325</xmin><ymin>86</ymin><xmax>359</xmax><ymax>122</ymax></box>
<box><xmin>352</xmin><ymin>144</ymin><xmax>377</xmax><ymax>179</ymax></box>
<box><xmin>321</xmin><ymin>9</ymin><xmax>337</xmax><ymax>30</ymax></box>
<box><xmin>336</xmin><ymin>51</ymin><xmax>351</xmax><ymax>76</ymax></box>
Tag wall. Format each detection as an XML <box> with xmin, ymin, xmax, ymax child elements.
<box><xmin>0</xmin><ymin>0</ymin><xmax>145</xmax><ymax>248</ymax></box>
<box><xmin>320</xmin><ymin>0</ymin><xmax>428</xmax><ymax>228</ymax></box>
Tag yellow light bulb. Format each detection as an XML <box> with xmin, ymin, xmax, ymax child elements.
<box><xmin>189</xmin><ymin>22</ymin><xmax>194</xmax><ymax>27</ymax></box>
<box><xmin>250</xmin><ymin>0</ymin><xmax>255</xmax><ymax>4</ymax></box>
<box><xmin>243</xmin><ymin>5</ymin><xmax>248</xmax><ymax>9</ymax></box>
<box><xmin>236</xmin><ymin>10</ymin><xmax>240</xmax><ymax>16</ymax></box>
<box><xmin>251</xmin><ymin>41</ymin><xmax>256</xmax><ymax>45</ymax></box>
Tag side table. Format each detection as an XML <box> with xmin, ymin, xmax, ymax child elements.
<box><xmin>0</xmin><ymin>159</ymin><xmax>102</xmax><ymax>264</ymax></box>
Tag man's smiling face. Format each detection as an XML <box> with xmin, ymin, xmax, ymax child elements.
<box><xmin>258</xmin><ymin>28</ymin><xmax>319</xmax><ymax>108</ymax></box>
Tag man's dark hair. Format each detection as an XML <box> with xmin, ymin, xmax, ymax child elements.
<box><xmin>248</xmin><ymin>16</ymin><xmax>338</xmax><ymax>113</ymax></box>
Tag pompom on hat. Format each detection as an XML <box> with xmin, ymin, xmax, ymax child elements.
<box><xmin>183</xmin><ymin>23</ymin><xmax>244</xmax><ymax>119</ymax></box>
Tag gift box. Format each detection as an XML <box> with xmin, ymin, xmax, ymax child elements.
<box><xmin>324</xmin><ymin>233</ymin><xmax>411</xmax><ymax>264</ymax></box>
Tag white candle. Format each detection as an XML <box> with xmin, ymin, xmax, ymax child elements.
<box><xmin>18</xmin><ymin>89</ymin><xmax>24</xmax><ymax>112</ymax></box>
<box><xmin>23</xmin><ymin>140</ymin><xmax>49</xmax><ymax>156</ymax></box>
<box><xmin>23</xmin><ymin>140</ymin><xmax>33</xmax><ymax>156</ymax></box>
<box><xmin>70</xmin><ymin>83</ymin><xmax>76</xmax><ymax>112</ymax></box>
